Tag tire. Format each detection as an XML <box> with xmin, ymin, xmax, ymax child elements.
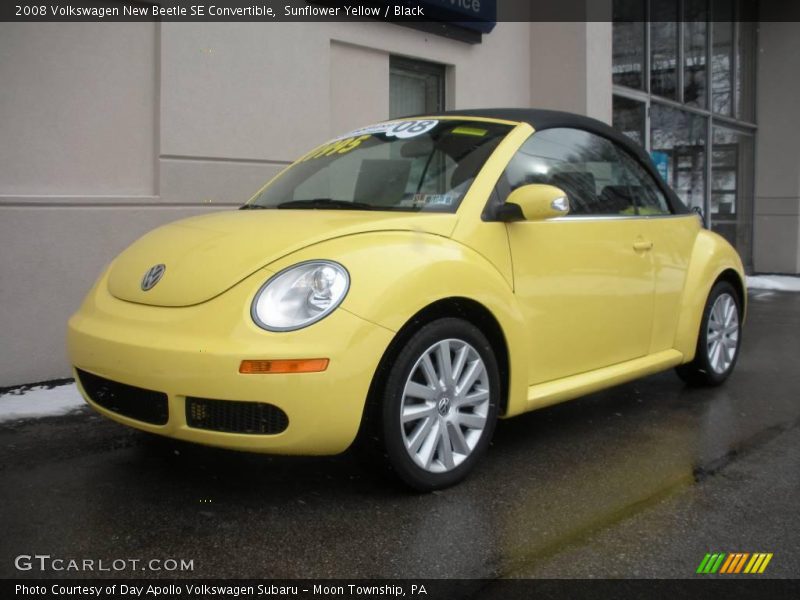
<box><xmin>675</xmin><ymin>280</ymin><xmax>742</xmax><ymax>386</ymax></box>
<box><xmin>369</xmin><ymin>318</ymin><xmax>500</xmax><ymax>491</ymax></box>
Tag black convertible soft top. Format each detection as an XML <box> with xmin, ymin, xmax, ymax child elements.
<box><xmin>416</xmin><ymin>108</ymin><xmax>690</xmax><ymax>215</ymax></box>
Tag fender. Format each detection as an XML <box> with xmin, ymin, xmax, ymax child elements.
<box><xmin>673</xmin><ymin>229</ymin><xmax>746</xmax><ymax>361</ymax></box>
<box><xmin>265</xmin><ymin>230</ymin><xmax>532</xmax><ymax>417</ymax></box>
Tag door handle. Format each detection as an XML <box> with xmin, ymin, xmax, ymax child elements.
<box><xmin>633</xmin><ymin>239</ymin><xmax>653</xmax><ymax>252</ymax></box>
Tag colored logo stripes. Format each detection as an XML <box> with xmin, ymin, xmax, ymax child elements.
<box><xmin>696</xmin><ymin>552</ymin><xmax>773</xmax><ymax>574</ymax></box>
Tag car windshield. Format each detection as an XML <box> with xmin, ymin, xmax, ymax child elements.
<box><xmin>246</xmin><ymin>119</ymin><xmax>514</xmax><ymax>213</ymax></box>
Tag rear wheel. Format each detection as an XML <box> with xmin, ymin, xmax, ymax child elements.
<box><xmin>372</xmin><ymin>318</ymin><xmax>500</xmax><ymax>491</ymax></box>
<box><xmin>676</xmin><ymin>280</ymin><xmax>742</xmax><ymax>386</ymax></box>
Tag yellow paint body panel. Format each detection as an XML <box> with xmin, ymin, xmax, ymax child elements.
<box><xmin>643</xmin><ymin>215</ymin><xmax>699</xmax><ymax>353</ymax></box>
<box><xmin>527</xmin><ymin>350</ymin><xmax>684</xmax><ymax>410</ymax></box>
<box><xmin>67</xmin><ymin>116</ymin><xmax>746</xmax><ymax>454</ymax></box>
<box><xmin>673</xmin><ymin>228</ymin><xmax>747</xmax><ymax>360</ymax></box>
<box><xmin>265</xmin><ymin>231</ymin><xmax>531</xmax><ymax>418</ymax></box>
<box><xmin>107</xmin><ymin>210</ymin><xmax>456</xmax><ymax>307</ymax></box>
<box><xmin>68</xmin><ymin>266</ymin><xmax>394</xmax><ymax>454</ymax></box>
<box><xmin>508</xmin><ymin>217</ymin><xmax>656</xmax><ymax>384</ymax></box>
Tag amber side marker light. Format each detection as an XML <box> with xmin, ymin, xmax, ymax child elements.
<box><xmin>239</xmin><ymin>359</ymin><xmax>329</xmax><ymax>374</ymax></box>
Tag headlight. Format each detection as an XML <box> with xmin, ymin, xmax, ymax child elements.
<box><xmin>251</xmin><ymin>261</ymin><xmax>350</xmax><ymax>331</ymax></box>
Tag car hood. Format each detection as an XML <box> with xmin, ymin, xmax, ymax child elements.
<box><xmin>107</xmin><ymin>209</ymin><xmax>457</xmax><ymax>307</ymax></box>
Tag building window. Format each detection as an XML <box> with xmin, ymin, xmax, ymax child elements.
<box><xmin>612</xmin><ymin>0</ymin><xmax>758</xmax><ymax>269</ymax></box>
<box><xmin>735</xmin><ymin>19</ymin><xmax>757</xmax><ymax>121</ymax></box>
<box><xmin>389</xmin><ymin>57</ymin><xmax>445</xmax><ymax>119</ymax></box>
<box><xmin>712</xmin><ymin>1</ymin><xmax>734</xmax><ymax>115</ymax></box>
<box><xmin>650</xmin><ymin>0</ymin><xmax>679</xmax><ymax>99</ymax></box>
<box><xmin>612</xmin><ymin>0</ymin><xmax>646</xmax><ymax>90</ymax></box>
<box><xmin>684</xmin><ymin>0</ymin><xmax>709</xmax><ymax>109</ymax></box>
<box><xmin>650</xmin><ymin>104</ymin><xmax>708</xmax><ymax>212</ymax></box>
<box><xmin>612</xmin><ymin>96</ymin><xmax>647</xmax><ymax>147</ymax></box>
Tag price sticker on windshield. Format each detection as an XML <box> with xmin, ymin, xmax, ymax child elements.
<box><xmin>299</xmin><ymin>120</ymin><xmax>441</xmax><ymax>162</ymax></box>
<box><xmin>335</xmin><ymin>119</ymin><xmax>440</xmax><ymax>141</ymax></box>
<box><xmin>384</xmin><ymin>120</ymin><xmax>439</xmax><ymax>139</ymax></box>
<box><xmin>298</xmin><ymin>135</ymin><xmax>372</xmax><ymax>162</ymax></box>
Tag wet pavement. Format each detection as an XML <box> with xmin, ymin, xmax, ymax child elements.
<box><xmin>1</xmin><ymin>290</ymin><xmax>798</xmax><ymax>579</ymax></box>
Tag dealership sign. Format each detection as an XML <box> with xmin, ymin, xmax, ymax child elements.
<box><xmin>417</xmin><ymin>0</ymin><xmax>497</xmax><ymax>33</ymax></box>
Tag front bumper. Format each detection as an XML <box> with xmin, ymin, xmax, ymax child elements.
<box><xmin>67</xmin><ymin>268</ymin><xmax>395</xmax><ymax>455</ymax></box>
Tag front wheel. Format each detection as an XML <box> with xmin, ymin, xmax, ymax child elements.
<box><xmin>676</xmin><ymin>280</ymin><xmax>742</xmax><ymax>386</ymax></box>
<box><xmin>377</xmin><ymin>318</ymin><xmax>500</xmax><ymax>491</ymax></box>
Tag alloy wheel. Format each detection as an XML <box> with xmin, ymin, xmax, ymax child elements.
<box><xmin>399</xmin><ymin>338</ymin><xmax>490</xmax><ymax>473</ymax></box>
<box><xmin>706</xmin><ymin>292</ymin><xmax>739</xmax><ymax>374</ymax></box>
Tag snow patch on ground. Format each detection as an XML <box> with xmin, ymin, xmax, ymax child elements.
<box><xmin>0</xmin><ymin>382</ymin><xmax>86</xmax><ymax>423</ymax></box>
<box><xmin>747</xmin><ymin>275</ymin><xmax>800</xmax><ymax>292</ymax></box>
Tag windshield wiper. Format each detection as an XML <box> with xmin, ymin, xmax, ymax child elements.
<box><xmin>276</xmin><ymin>198</ymin><xmax>376</xmax><ymax>210</ymax></box>
<box><xmin>239</xmin><ymin>203</ymin><xmax>268</xmax><ymax>210</ymax></box>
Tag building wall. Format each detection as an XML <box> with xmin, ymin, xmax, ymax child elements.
<box><xmin>0</xmin><ymin>23</ymin><xmax>183</xmax><ymax>387</ymax></box>
<box><xmin>528</xmin><ymin>21</ymin><xmax>612</xmax><ymax>124</ymax></box>
<box><xmin>1</xmin><ymin>21</ymin><xmax>563</xmax><ymax>386</ymax></box>
<box><xmin>753</xmin><ymin>21</ymin><xmax>800</xmax><ymax>274</ymax></box>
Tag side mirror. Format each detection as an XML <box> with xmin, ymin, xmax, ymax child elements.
<box><xmin>496</xmin><ymin>184</ymin><xmax>570</xmax><ymax>222</ymax></box>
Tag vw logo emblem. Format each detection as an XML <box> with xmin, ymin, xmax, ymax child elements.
<box><xmin>141</xmin><ymin>264</ymin><xmax>166</xmax><ymax>291</ymax></box>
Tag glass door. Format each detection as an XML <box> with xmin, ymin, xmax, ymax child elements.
<box><xmin>711</xmin><ymin>126</ymin><xmax>754</xmax><ymax>268</ymax></box>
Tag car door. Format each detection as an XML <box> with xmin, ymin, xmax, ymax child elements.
<box><xmin>502</xmin><ymin>128</ymin><xmax>656</xmax><ymax>385</ymax></box>
<box><xmin>614</xmin><ymin>146</ymin><xmax>699</xmax><ymax>354</ymax></box>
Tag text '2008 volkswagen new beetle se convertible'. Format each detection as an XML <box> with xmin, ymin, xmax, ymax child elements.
<box><xmin>68</xmin><ymin>109</ymin><xmax>745</xmax><ymax>490</ymax></box>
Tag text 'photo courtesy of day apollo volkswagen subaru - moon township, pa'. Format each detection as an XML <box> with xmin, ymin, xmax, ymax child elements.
<box><xmin>68</xmin><ymin>109</ymin><xmax>746</xmax><ymax>491</ymax></box>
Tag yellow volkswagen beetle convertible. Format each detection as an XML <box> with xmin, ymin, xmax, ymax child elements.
<box><xmin>68</xmin><ymin>109</ymin><xmax>745</xmax><ymax>490</ymax></box>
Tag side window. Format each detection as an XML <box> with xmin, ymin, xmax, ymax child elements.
<box><xmin>503</xmin><ymin>128</ymin><xmax>639</xmax><ymax>216</ymax></box>
<box><xmin>616</xmin><ymin>149</ymin><xmax>672</xmax><ymax>215</ymax></box>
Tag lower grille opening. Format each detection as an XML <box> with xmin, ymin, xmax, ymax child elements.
<box><xmin>76</xmin><ymin>369</ymin><xmax>169</xmax><ymax>425</ymax></box>
<box><xmin>186</xmin><ymin>397</ymin><xmax>289</xmax><ymax>435</ymax></box>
